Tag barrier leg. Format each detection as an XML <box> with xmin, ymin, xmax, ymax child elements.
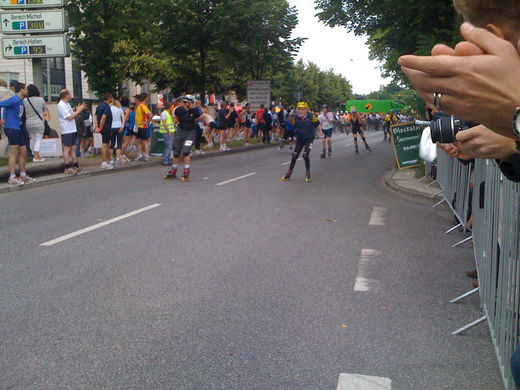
<box><xmin>452</xmin><ymin>316</ymin><xmax>487</xmax><ymax>335</ymax></box>
<box><xmin>446</xmin><ymin>223</ymin><xmax>462</xmax><ymax>234</ymax></box>
<box><xmin>453</xmin><ymin>235</ymin><xmax>473</xmax><ymax>248</ymax></box>
<box><xmin>431</xmin><ymin>190</ymin><xmax>444</xmax><ymax>199</ymax></box>
<box><xmin>426</xmin><ymin>180</ymin><xmax>438</xmax><ymax>187</ymax></box>
<box><xmin>449</xmin><ymin>287</ymin><xmax>479</xmax><ymax>304</ymax></box>
<box><xmin>433</xmin><ymin>199</ymin><xmax>445</xmax><ymax>208</ymax></box>
<box><xmin>417</xmin><ymin>175</ymin><xmax>430</xmax><ymax>184</ymax></box>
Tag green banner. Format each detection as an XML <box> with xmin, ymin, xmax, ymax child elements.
<box><xmin>390</xmin><ymin>122</ymin><xmax>425</xmax><ymax>169</ymax></box>
<box><xmin>345</xmin><ymin>100</ymin><xmax>406</xmax><ymax>113</ymax></box>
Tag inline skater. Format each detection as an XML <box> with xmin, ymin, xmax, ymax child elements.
<box><xmin>164</xmin><ymin>95</ymin><xmax>203</xmax><ymax>182</ymax></box>
<box><xmin>318</xmin><ymin>104</ymin><xmax>334</xmax><ymax>158</ymax></box>
<box><xmin>281</xmin><ymin>101</ymin><xmax>319</xmax><ymax>183</ymax></box>
<box><xmin>350</xmin><ymin>108</ymin><xmax>372</xmax><ymax>154</ymax></box>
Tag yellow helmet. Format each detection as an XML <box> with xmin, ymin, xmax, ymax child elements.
<box><xmin>296</xmin><ymin>101</ymin><xmax>309</xmax><ymax>109</ymax></box>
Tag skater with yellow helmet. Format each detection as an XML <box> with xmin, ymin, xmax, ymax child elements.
<box><xmin>281</xmin><ymin>101</ymin><xmax>320</xmax><ymax>183</ymax></box>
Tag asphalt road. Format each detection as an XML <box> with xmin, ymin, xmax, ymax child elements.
<box><xmin>0</xmin><ymin>131</ymin><xmax>502</xmax><ymax>389</ymax></box>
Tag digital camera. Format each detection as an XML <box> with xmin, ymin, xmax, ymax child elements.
<box><xmin>430</xmin><ymin>114</ymin><xmax>477</xmax><ymax>144</ymax></box>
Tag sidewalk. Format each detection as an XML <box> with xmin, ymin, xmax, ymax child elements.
<box><xmin>0</xmin><ymin>141</ymin><xmax>279</xmax><ymax>194</ymax></box>
<box><xmin>385</xmin><ymin>167</ymin><xmax>441</xmax><ymax>198</ymax></box>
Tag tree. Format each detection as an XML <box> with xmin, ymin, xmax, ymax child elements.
<box><xmin>314</xmin><ymin>0</ymin><xmax>458</xmax><ymax>82</ymax></box>
<box><xmin>68</xmin><ymin>0</ymin><xmax>145</xmax><ymax>96</ymax></box>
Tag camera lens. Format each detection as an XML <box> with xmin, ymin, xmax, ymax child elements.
<box><xmin>430</xmin><ymin>115</ymin><xmax>458</xmax><ymax>143</ymax></box>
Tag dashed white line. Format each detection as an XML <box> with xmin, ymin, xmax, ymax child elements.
<box><xmin>216</xmin><ymin>172</ymin><xmax>256</xmax><ymax>186</ymax></box>
<box><xmin>281</xmin><ymin>158</ymin><xmax>302</xmax><ymax>166</ymax></box>
<box><xmin>354</xmin><ymin>249</ymin><xmax>381</xmax><ymax>292</ymax></box>
<box><xmin>369</xmin><ymin>207</ymin><xmax>387</xmax><ymax>226</ymax></box>
<box><xmin>337</xmin><ymin>373</ymin><xmax>392</xmax><ymax>390</ymax></box>
<box><xmin>40</xmin><ymin>204</ymin><xmax>162</xmax><ymax>246</ymax></box>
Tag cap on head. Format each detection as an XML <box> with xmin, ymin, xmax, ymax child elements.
<box><xmin>297</xmin><ymin>101</ymin><xmax>309</xmax><ymax>109</ymax></box>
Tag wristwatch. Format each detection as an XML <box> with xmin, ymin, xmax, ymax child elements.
<box><xmin>513</xmin><ymin>107</ymin><xmax>520</xmax><ymax>139</ymax></box>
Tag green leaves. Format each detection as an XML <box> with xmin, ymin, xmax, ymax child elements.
<box><xmin>315</xmin><ymin>0</ymin><xmax>458</xmax><ymax>83</ymax></box>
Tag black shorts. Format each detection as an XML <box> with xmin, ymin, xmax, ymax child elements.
<box><xmin>85</xmin><ymin>126</ymin><xmax>93</xmax><ymax>138</ymax></box>
<box><xmin>283</xmin><ymin>129</ymin><xmax>295</xmax><ymax>140</ymax></box>
<box><xmin>136</xmin><ymin>128</ymin><xmax>148</xmax><ymax>140</ymax></box>
<box><xmin>322</xmin><ymin>129</ymin><xmax>333</xmax><ymax>138</ymax></box>
<box><xmin>173</xmin><ymin>130</ymin><xmax>195</xmax><ymax>156</ymax></box>
<box><xmin>209</xmin><ymin>122</ymin><xmax>217</xmax><ymax>129</ymax></box>
<box><xmin>101</xmin><ymin>129</ymin><xmax>112</xmax><ymax>145</ymax></box>
<box><xmin>110</xmin><ymin>129</ymin><xmax>123</xmax><ymax>149</ymax></box>
<box><xmin>4</xmin><ymin>128</ymin><xmax>23</xmax><ymax>146</ymax></box>
<box><xmin>62</xmin><ymin>133</ymin><xmax>78</xmax><ymax>147</ymax></box>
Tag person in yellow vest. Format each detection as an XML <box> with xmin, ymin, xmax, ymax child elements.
<box><xmin>384</xmin><ymin>112</ymin><xmax>392</xmax><ymax>142</ymax></box>
<box><xmin>160</xmin><ymin>101</ymin><xmax>175</xmax><ymax>165</ymax></box>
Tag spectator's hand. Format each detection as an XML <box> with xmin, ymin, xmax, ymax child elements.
<box><xmin>169</xmin><ymin>133</ymin><xmax>173</xmax><ymax>139</ymax></box>
<box><xmin>399</xmin><ymin>23</ymin><xmax>520</xmax><ymax>138</ymax></box>
<box><xmin>0</xmin><ymin>119</ymin><xmax>5</xmax><ymax>126</ymax></box>
<box><xmin>454</xmin><ymin>125</ymin><xmax>518</xmax><ymax>160</ymax></box>
<box><xmin>438</xmin><ymin>142</ymin><xmax>474</xmax><ymax>160</ymax></box>
<box><xmin>119</xmin><ymin>127</ymin><xmax>124</xmax><ymax>133</ymax></box>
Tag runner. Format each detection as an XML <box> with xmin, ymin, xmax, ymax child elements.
<box><xmin>349</xmin><ymin>108</ymin><xmax>372</xmax><ymax>154</ymax></box>
<box><xmin>318</xmin><ymin>104</ymin><xmax>334</xmax><ymax>158</ymax></box>
<box><xmin>164</xmin><ymin>95</ymin><xmax>204</xmax><ymax>182</ymax></box>
<box><xmin>281</xmin><ymin>101</ymin><xmax>319</xmax><ymax>183</ymax></box>
<box><xmin>239</xmin><ymin>103</ymin><xmax>252</xmax><ymax>146</ymax></box>
<box><xmin>279</xmin><ymin>112</ymin><xmax>296</xmax><ymax>151</ymax></box>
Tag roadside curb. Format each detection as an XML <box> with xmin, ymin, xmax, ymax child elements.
<box><xmin>384</xmin><ymin>168</ymin><xmax>440</xmax><ymax>199</ymax></box>
<box><xmin>0</xmin><ymin>142</ymin><xmax>280</xmax><ymax>194</ymax></box>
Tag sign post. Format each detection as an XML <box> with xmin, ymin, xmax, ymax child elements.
<box><xmin>390</xmin><ymin>122</ymin><xmax>426</xmax><ymax>169</ymax></box>
<box><xmin>2</xmin><ymin>35</ymin><xmax>69</xmax><ymax>57</ymax></box>
<box><xmin>0</xmin><ymin>0</ymin><xmax>67</xmax><ymax>9</ymax></box>
<box><xmin>247</xmin><ymin>80</ymin><xmax>271</xmax><ymax>111</ymax></box>
<box><xmin>0</xmin><ymin>0</ymin><xmax>69</xmax><ymax>60</ymax></box>
<box><xmin>0</xmin><ymin>10</ymin><xmax>68</xmax><ymax>34</ymax></box>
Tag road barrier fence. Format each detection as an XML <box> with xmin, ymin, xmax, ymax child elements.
<box><xmin>434</xmin><ymin>150</ymin><xmax>520</xmax><ymax>390</ymax></box>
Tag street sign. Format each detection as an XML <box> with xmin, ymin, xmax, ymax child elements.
<box><xmin>390</xmin><ymin>122</ymin><xmax>426</xmax><ymax>169</ymax></box>
<box><xmin>247</xmin><ymin>80</ymin><xmax>271</xmax><ymax>111</ymax></box>
<box><xmin>0</xmin><ymin>10</ymin><xmax>68</xmax><ymax>34</ymax></box>
<box><xmin>2</xmin><ymin>34</ymin><xmax>69</xmax><ymax>58</ymax></box>
<box><xmin>0</xmin><ymin>0</ymin><xmax>67</xmax><ymax>9</ymax></box>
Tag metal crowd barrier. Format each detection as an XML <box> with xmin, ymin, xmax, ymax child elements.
<box><xmin>435</xmin><ymin>151</ymin><xmax>520</xmax><ymax>390</ymax></box>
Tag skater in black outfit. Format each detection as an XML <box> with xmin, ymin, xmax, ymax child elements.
<box><xmin>349</xmin><ymin>109</ymin><xmax>372</xmax><ymax>154</ymax></box>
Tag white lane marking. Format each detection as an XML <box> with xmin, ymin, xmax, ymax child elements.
<box><xmin>40</xmin><ymin>204</ymin><xmax>162</xmax><ymax>246</ymax></box>
<box><xmin>216</xmin><ymin>172</ymin><xmax>256</xmax><ymax>186</ymax></box>
<box><xmin>281</xmin><ymin>158</ymin><xmax>302</xmax><ymax>166</ymax></box>
<box><xmin>369</xmin><ymin>207</ymin><xmax>387</xmax><ymax>226</ymax></box>
<box><xmin>354</xmin><ymin>249</ymin><xmax>381</xmax><ymax>292</ymax></box>
<box><xmin>337</xmin><ymin>373</ymin><xmax>392</xmax><ymax>390</ymax></box>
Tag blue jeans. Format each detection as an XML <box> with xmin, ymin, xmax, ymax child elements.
<box><xmin>162</xmin><ymin>132</ymin><xmax>173</xmax><ymax>164</ymax></box>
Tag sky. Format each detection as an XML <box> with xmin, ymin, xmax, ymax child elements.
<box><xmin>287</xmin><ymin>0</ymin><xmax>389</xmax><ymax>95</ymax></box>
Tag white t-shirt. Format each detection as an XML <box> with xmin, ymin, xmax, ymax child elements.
<box><xmin>57</xmin><ymin>100</ymin><xmax>77</xmax><ymax>135</ymax></box>
<box><xmin>111</xmin><ymin>106</ymin><xmax>123</xmax><ymax>129</ymax></box>
<box><xmin>319</xmin><ymin>112</ymin><xmax>334</xmax><ymax>130</ymax></box>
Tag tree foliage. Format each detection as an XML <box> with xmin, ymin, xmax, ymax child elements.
<box><xmin>272</xmin><ymin>60</ymin><xmax>352</xmax><ymax>110</ymax></box>
<box><xmin>314</xmin><ymin>0</ymin><xmax>458</xmax><ymax>82</ymax></box>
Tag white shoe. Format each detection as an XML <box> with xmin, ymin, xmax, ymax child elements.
<box><xmin>100</xmin><ymin>162</ymin><xmax>114</xmax><ymax>169</ymax></box>
<box><xmin>204</xmin><ymin>144</ymin><xmax>213</xmax><ymax>149</ymax></box>
<box><xmin>193</xmin><ymin>150</ymin><xmax>201</xmax><ymax>156</ymax></box>
<box><xmin>21</xmin><ymin>175</ymin><xmax>37</xmax><ymax>183</ymax></box>
<box><xmin>115</xmin><ymin>158</ymin><xmax>121</xmax><ymax>166</ymax></box>
<box><xmin>135</xmin><ymin>155</ymin><xmax>144</xmax><ymax>161</ymax></box>
<box><xmin>7</xmin><ymin>176</ymin><xmax>24</xmax><ymax>186</ymax></box>
<box><xmin>32</xmin><ymin>157</ymin><xmax>46</xmax><ymax>162</ymax></box>
<box><xmin>143</xmin><ymin>155</ymin><xmax>151</xmax><ymax>162</ymax></box>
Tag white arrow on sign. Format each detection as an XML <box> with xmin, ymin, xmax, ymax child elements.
<box><xmin>0</xmin><ymin>10</ymin><xmax>68</xmax><ymax>34</ymax></box>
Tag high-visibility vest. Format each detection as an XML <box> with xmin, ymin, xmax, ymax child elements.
<box><xmin>160</xmin><ymin>110</ymin><xmax>175</xmax><ymax>134</ymax></box>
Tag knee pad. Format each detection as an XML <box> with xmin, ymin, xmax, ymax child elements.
<box><xmin>173</xmin><ymin>151</ymin><xmax>181</xmax><ymax>158</ymax></box>
<box><xmin>183</xmin><ymin>140</ymin><xmax>193</xmax><ymax>156</ymax></box>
